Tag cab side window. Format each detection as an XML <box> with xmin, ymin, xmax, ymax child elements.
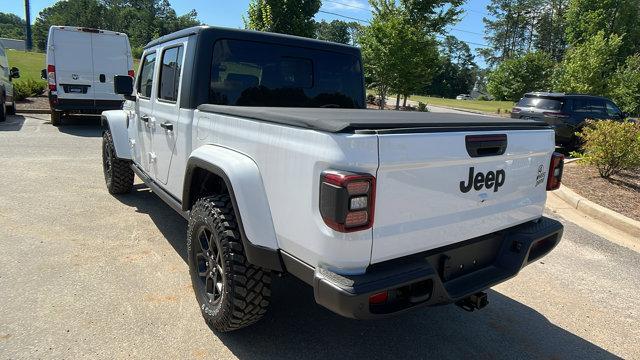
<box><xmin>158</xmin><ymin>46</ymin><xmax>184</xmax><ymax>102</ymax></box>
<box><xmin>137</xmin><ymin>52</ymin><xmax>156</xmax><ymax>98</ymax></box>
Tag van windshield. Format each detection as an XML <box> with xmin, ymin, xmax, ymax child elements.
<box><xmin>209</xmin><ymin>39</ymin><xmax>364</xmax><ymax>108</ymax></box>
<box><xmin>517</xmin><ymin>96</ymin><xmax>563</xmax><ymax>110</ymax></box>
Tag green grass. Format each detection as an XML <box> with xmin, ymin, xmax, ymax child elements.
<box><xmin>409</xmin><ymin>95</ymin><xmax>516</xmax><ymax>114</ymax></box>
<box><xmin>6</xmin><ymin>49</ymin><xmax>46</xmax><ymax>82</ymax></box>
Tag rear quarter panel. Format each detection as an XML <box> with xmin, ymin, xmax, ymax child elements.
<box><xmin>193</xmin><ymin>110</ymin><xmax>379</xmax><ymax>274</ymax></box>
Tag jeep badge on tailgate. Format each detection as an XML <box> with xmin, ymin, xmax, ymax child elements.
<box><xmin>460</xmin><ymin>167</ymin><xmax>506</xmax><ymax>193</ymax></box>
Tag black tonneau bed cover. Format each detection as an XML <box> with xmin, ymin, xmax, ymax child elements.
<box><xmin>198</xmin><ymin>105</ymin><xmax>549</xmax><ymax>133</ymax></box>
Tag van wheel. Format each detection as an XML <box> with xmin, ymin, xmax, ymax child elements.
<box><xmin>0</xmin><ymin>97</ymin><xmax>6</xmax><ymax>122</ymax></box>
<box><xmin>51</xmin><ymin>110</ymin><xmax>62</xmax><ymax>126</ymax></box>
<box><xmin>102</xmin><ymin>131</ymin><xmax>134</xmax><ymax>194</ymax></box>
<box><xmin>6</xmin><ymin>102</ymin><xmax>15</xmax><ymax>115</ymax></box>
<box><xmin>187</xmin><ymin>195</ymin><xmax>271</xmax><ymax>332</ymax></box>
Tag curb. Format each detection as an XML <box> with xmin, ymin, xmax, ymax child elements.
<box><xmin>553</xmin><ymin>184</ymin><xmax>640</xmax><ymax>237</ymax></box>
<box><xmin>17</xmin><ymin>109</ymin><xmax>51</xmax><ymax>114</ymax></box>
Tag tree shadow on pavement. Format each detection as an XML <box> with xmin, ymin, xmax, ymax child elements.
<box><xmin>0</xmin><ymin>115</ymin><xmax>26</xmax><ymax>131</ymax></box>
<box><xmin>110</xmin><ymin>180</ymin><xmax>619</xmax><ymax>360</ymax></box>
<box><xmin>55</xmin><ymin>114</ymin><xmax>103</xmax><ymax>138</ymax></box>
<box><xmin>113</xmin><ymin>183</ymin><xmax>188</xmax><ymax>262</ymax></box>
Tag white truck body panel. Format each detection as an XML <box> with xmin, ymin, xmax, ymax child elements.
<box><xmin>372</xmin><ymin>130</ymin><xmax>554</xmax><ymax>263</ymax></box>
<box><xmin>46</xmin><ymin>26</ymin><xmax>133</xmax><ymax>101</ymax></box>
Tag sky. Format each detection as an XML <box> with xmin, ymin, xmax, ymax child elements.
<box><xmin>6</xmin><ymin>0</ymin><xmax>492</xmax><ymax>65</ymax></box>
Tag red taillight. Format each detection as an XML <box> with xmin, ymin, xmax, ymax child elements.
<box><xmin>547</xmin><ymin>152</ymin><xmax>564</xmax><ymax>191</ymax></box>
<box><xmin>369</xmin><ymin>291</ymin><xmax>388</xmax><ymax>304</ymax></box>
<box><xmin>47</xmin><ymin>65</ymin><xmax>56</xmax><ymax>91</ymax></box>
<box><xmin>128</xmin><ymin>69</ymin><xmax>135</xmax><ymax>78</ymax></box>
<box><xmin>543</xmin><ymin>111</ymin><xmax>569</xmax><ymax>118</ymax></box>
<box><xmin>320</xmin><ymin>170</ymin><xmax>376</xmax><ymax>233</ymax></box>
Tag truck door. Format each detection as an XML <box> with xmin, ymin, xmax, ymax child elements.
<box><xmin>133</xmin><ymin>51</ymin><xmax>157</xmax><ymax>175</ymax></box>
<box><xmin>150</xmin><ymin>43</ymin><xmax>184</xmax><ymax>186</ymax></box>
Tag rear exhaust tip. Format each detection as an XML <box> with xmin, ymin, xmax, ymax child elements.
<box><xmin>455</xmin><ymin>292</ymin><xmax>488</xmax><ymax>312</ymax></box>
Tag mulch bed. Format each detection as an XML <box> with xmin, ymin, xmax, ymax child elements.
<box><xmin>15</xmin><ymin>96</ymin><xmax>50</xmax><ymax>111</ymax></box>
<box><xmin>562</xmin><ymin>162</ymin><xmax>640</xmax><ymax>221</ymax></box>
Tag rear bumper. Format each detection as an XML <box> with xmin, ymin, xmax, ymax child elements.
<box><xmin>288</xmin><ymin>216</ymin><xmax>563</xmax><ymax>319</ymax></box>
<box><xmin>49</xmin><ymin>95</ymin><xmax>123</xmax><ymax>112</ymax></box>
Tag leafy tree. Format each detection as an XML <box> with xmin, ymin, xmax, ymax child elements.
<box><xmin>426</xmin><ymin>36</ymin><xmax>478</xmax><ymax>98</ymax></box>
<box><xmin>315</xmin><ymin>20</ymin><xmax>360</xmax><ymax>45</ymax></box>
<box><xmin>554</xmin><ymin>31</ymin><xmax>622</xmax><ymax>95</ymax></box>
<box><xmin>486</xmin><ymin>52</ymin><xmax>554</xmax><ymax>101</ymax></box>
<box><xmin>609</xmin><ymin>55</ymin><xmax>640</xmax><ymax>116</ymax></box>
<box><xmin>244</xmin><ymin>0</ymin><xmax>321</xmax><ymax>38</ymax></box>
<box><xmin>533</xmin><ymin>0</ymin><xmax>568</xmax><ymax>61</ymax></box>
<box><xmin>565</xmin><ymin>0</ymin><xmax>640</xmax><ymax>58</ymax></box>
<box><xmin>33</xmin><ymin>0</ymin><xmax>109</xmax><ymax>50</ymax></box>
<box><xmin>32</xmin><ymin>0</ymin><xmax>199</xmax><ymax>51</ymax></box>
<box><xmin>360</xmin><ymin>0</ymin><xmax>463</xmax><ymax>108</ymax></box>
<box><xmin>480</xmin><ymin>0</ymin><xmax>540</xmax><ymax>67</ymax></box>
<box><xmin>0</xmin><ymin>12</ymin><xmax>26</xmax><ymax>40</ymax></box>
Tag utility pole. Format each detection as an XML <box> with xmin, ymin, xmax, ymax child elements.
<box><xmin>25</xmin><ymin>0</ymin><xmax>33</xmax><ymax>51</ymax></box>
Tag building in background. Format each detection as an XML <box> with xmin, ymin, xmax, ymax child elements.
<box><xmin>0</xmin><ymin>38</ymin><xmax>26</xmax><ymax>51</ymax></box>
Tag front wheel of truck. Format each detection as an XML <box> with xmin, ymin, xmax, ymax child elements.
<box><xmin>187</xmin><ymin>195</ymin><xmax>271</xmax><ymax>332</ymax></box>
<box><xmin>102</xmin><ymin>131</ymin><xmax>134</xmax><ymax>194</ymax></box>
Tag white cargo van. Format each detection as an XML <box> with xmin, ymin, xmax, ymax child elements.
<box><xmin>44</xmin><ymin>26</ymin><xmax>134</xmax><ymax>126</ymax></box>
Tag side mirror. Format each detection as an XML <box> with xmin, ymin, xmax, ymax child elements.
<box><xmin>41</xmin><ymin>69</ymin><xmax>47</xmax><ymax>80</ymax></box>
<box><xmin>114</xmin><ymin>75</ymin><xmax>135</xmax><ymax>100</ymax></box>
<box><xmin>10</xmin><ymin>67</ymin><xmax>20</xmax><ymax>79</ymax></box>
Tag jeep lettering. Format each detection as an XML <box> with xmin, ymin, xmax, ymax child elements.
<box><xmin>460</xmin><ymin>167</ymin><xmax>506</xmax><ymax>193</ymax></box>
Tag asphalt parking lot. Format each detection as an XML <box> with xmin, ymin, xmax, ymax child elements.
<box><xmin>1</xmin><ymin>114</ymin><xmax>639</xmax><ymax>359</ymax></box>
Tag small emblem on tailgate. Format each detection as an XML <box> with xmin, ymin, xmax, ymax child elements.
<box><xmin>460</xmin><ymin>167</ymin><xmax>506</xmax><ymax>193</ymax></box>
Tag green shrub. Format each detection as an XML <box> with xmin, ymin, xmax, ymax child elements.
<box><xmin>131</xmin><ymin>47</ymin><xmax>143</xmax><ymax>60</ymax></box>
<box><xmin>571</xmin><ymin>120</ymin><xmax>640</xmax><ymax>178</ymax></box>
<box><xmin>12</xmin><ymin>79</ymin><xmax>46</xmax><ymax>101</ymax></box>
<box><xmin>417</xmin><ymin>101</ymin><xmax>428</xmax><ymax>112</ymax></box>
<box><xmin>366</xmin><ymin>94</ymin><xmax>376</xmax><ymax>104</ymax></box>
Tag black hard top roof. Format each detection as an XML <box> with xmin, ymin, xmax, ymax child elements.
<box><xmin>198</xmin><ymin>105</ymin><xmax>549</xmax><ymax>133</ymax></box>
<box><xmin>144</xmin><ymin>25</ymin><xmax>360</xmax><ymax>52</ymax></box>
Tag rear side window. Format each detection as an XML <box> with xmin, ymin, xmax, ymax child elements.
<box><xmin>209</xmin><ymin>39</ymin><xmax>364</xmax><ymax>108</ymax></box>
<box><xmin>517</xmin><ymin>97</ymin><xmax>562</xmax><ymax>110</ymax></box>
<box><xmin>137</xmin><ymin>52</ymin><xmax>156</xmax><ymax>98</ymax></box>
<box><xmin>569</xmin><ymin>98</ymin><xmax>606</xmax><ymax>115</ymax></box>
<box><xmin>158</xmin><ymin>46</ymin><xmax>184</xmax><ymax>102</ymax></box>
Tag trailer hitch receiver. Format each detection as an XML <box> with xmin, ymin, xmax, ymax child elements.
<box><xmin>455</xmin><ymin>292</ymin><xmax>488</xmax><ymax>312</ymax></box>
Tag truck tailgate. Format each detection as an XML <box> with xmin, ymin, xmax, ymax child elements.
<box><xmin>372</xmin><ymin>129</ymin><xmax>555</xmax><ymax>264</ymax></box>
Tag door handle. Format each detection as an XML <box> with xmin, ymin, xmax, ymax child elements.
<box><xmin>160</xmin><ymin>122</ymin><xmax>173</xmax><ymax>131</ymax></box>
<box><xmin>140</xmin><ymin>115</ymin><xmax>150</xmax><ymax>123</ymax></box>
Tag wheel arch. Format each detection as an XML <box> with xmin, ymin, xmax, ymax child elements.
<box><xmin>184</xmin><ymin>146</ymin><xmax>282</xmax><ymax>271</ymax></box>
<box><xmin>101</xmin><ymin>110</ymin><xmax>131</xmax><ymax>160</ymax></box>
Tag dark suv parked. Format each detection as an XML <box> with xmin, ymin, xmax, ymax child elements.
<box><xmin>511</xmin><ymin>92</ymin><xmax>626</xmax><ymax>148</ymax></box>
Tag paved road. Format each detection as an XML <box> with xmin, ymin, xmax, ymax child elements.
<box><xmin>1</xmin><ymin>114</ymin><xmax>638</xmax><ymax>359</ymax></box>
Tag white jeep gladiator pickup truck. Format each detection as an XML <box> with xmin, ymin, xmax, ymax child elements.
<box><xmin>101</xmin><ymin>26</ymin><xmax>565</xmax><ymax>332</ymax></box>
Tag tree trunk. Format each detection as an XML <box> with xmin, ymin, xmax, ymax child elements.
<box><xmin>395</xmin><ymin>94</ymin><xmax>401</xmax><ymax>110</ymax></box>
<box><xmin>403</xmin><ymin>95</ymin><xmax>408</xmax><ymax>108</ymax></box>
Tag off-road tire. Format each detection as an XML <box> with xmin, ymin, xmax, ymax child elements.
<box><xmin>51</xmin><ymin>110</ymin><xmax>62</xmax><ymax>126</ymax></box>
<box><xmin>102</xmin><ymin>131</ymin><xmax>134</xmax><ymax>194</ymax></box>
<box><xmin>187</xmin><ymin>195</ymin><xmax>271</xmax><ymax>332</ymax></box>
